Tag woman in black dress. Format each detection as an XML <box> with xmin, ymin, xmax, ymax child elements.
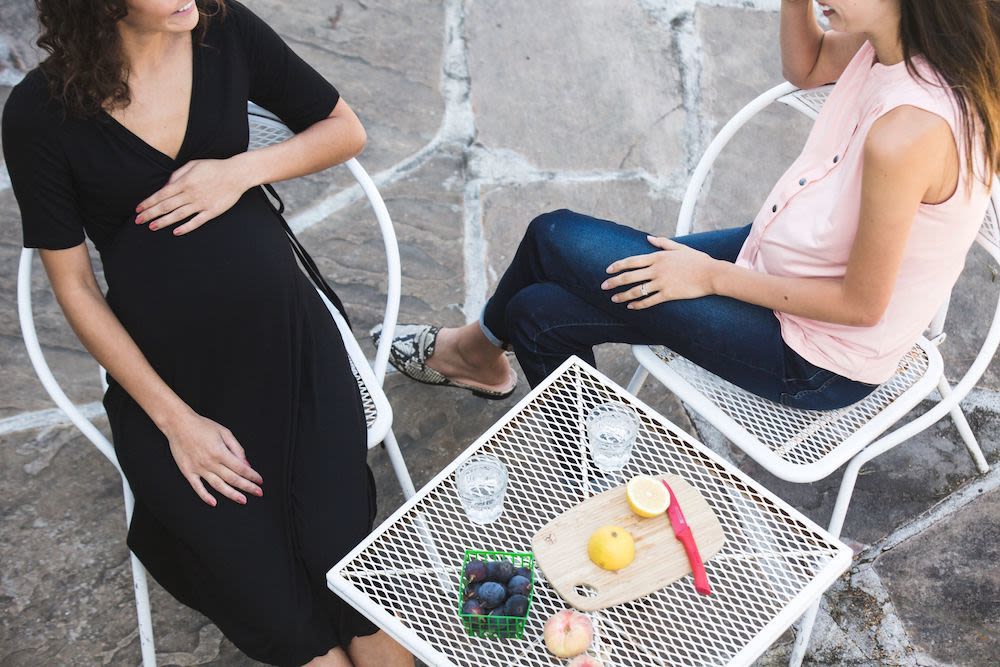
<box><xmin>2</xmin><ymin>1</ymin><xmax>412</xmax><ymax>665</ymax></box>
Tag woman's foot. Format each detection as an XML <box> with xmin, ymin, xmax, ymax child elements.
<box><xmin>372</xmin><ymin>322</ymin><xmax>517</xmax><ymax>398</ymax></box>
<box><xmin>426</xmin><ymin>324</ymin><xmax>513</xmax><ymax>393</ymax></box>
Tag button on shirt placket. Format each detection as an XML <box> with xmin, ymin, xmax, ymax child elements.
<box><xmin>756</xmin><ymin>159</ymin><xmax>828</xmax><ymax>263</ymax></box>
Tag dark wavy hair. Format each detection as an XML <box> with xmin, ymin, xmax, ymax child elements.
<box><xmin>34</xmin><ymin>0</ymin><xmax>226</xmax><ymax>118</ymax></box>
<box><xmin>900</xmin><ymin>0</ymin><xmax>1000</xmax><ymax>184</ymax></box>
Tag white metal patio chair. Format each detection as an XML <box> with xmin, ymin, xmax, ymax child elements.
<box><xmin>627</xmin><ymin>82</ymin><xmax>999</xmax><ymax>666</ymax></box>
<box><xmin>16</xmin><ymin>102</ymin><xmax>416</xmax><ymax>666</ymax></box>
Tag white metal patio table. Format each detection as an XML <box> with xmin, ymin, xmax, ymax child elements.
<box><xmin>327</xmin><ymin>357</ymin><xmax>852</xmax><ymax>666</ymax></box>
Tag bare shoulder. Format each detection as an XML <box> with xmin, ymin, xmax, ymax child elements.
<box><xmin>865</xmin><ymin>105</ymin><xmax>954</xmax><ymax>163</ymax></box>
<box><xmin>865</xmin><ymin>106</ymin><xmax>958</xmax><ymax>204</ymax></box>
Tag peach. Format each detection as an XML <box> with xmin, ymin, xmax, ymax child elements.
<box><xmin>568</xmin><ymin>656</ymin><xmax>604</xmax><ymax>667</ymax></box>
<box><xmin>543</xmin><ymin>609</ymin><xmax>593</xmax><ymax>658</ymax></box>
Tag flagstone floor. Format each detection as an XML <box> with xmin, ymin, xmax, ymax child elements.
<box><xmin>1</xmin><ymin>1</ymin><xmax>997</xmax><ymax>665</ymax></box>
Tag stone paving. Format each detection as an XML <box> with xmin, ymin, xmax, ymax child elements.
<box><xmin>2</xmin><ymin>0</ymin><xmax>998</xmax><ymax>665</ymax></box>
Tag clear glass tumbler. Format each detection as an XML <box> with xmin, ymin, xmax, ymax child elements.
<box><xmin>586</xmin><ymin>401</ymin><xmax>640</xmax><ymax>471</ymax></box>
<box><xmin>456</xmin><ymin>454</ymin><xmax>508</xmax><ymax>524</ymax></box>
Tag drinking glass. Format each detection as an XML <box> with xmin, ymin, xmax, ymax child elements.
<box><xmin>456</xmin><ymin>454</ymin><xmax>508</xmax><ymax>524</ymax></box>
<box><xmin>586</xmin><ymin>401</ymin><xmax>639</xmax><ymax>471</ymax></box>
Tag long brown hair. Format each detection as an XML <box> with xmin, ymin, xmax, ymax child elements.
<box><xmin>900</xmin><ymin>0</ymin><xmax>1000</xmax><ymax>184</ymax></box>
<box><xmin>34</xmin><ymin>0</ymin><xmax>226</xmax><ymax>118</ymax></box>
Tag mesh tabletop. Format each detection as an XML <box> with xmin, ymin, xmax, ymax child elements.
<box><xmin>328</xmin><ymin>359</ymin><xmax>851</xmax><ymax>666</ymax></box>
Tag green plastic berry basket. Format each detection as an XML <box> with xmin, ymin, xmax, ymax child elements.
<box><xmin>457</xmin><ymin>548</ymin><xmax>535</xmax><ymax>640</ymax></box>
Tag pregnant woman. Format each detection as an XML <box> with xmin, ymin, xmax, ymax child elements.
<box><xmin>378</xmin><ymin>0</ymin><xmax>998</xmax><ymax>410</ymax></box>
<box><xmin>3</xmin><ymin>1</ymin><xmax>411</xmax><ymax>665</ymax></box>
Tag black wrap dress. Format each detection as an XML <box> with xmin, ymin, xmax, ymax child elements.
<box><xmin>2</xmin><ymin>3</ymin><xmax>378</xmax><ymax>664</ymax></box>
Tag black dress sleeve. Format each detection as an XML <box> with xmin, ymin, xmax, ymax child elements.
<box><xmin>2</xmin><ymin>75</ymin><xmax>86</xmax><ymax>250</ymax></box>
<box><xmin>227</xmin><ymin>1</ymin><xmax>341</xmax><ymax>133</ymax></box>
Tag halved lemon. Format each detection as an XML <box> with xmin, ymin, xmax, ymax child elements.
<box><xmin>626</xmin><ymin>475</ymin><xmax>671</xmax><ymax>518</ymax></box>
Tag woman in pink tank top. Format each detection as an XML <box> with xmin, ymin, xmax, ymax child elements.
<box><xmin>379</xmin><ymin>0</ymin><xmax>1000</xmax><ymax>411</ymax></box>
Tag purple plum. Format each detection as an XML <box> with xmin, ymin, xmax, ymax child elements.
<box><xmin>461</xmin><ymin>598</ymin><xmax>486</xmax><ymax>616</ymax></box>
<box><xmin>462</xmin><ymin>582</ymin><xmax>481</xmax><ymax>601</ymax></box>
<box><xmin>487</xmin><ymin>606</ymin><xmax>508</xmax><ymax>632</ymax></box>
<box><xmin>507</xmin><ymin>575</ymin><xmax>531</xmax><ymax>597</ymax></box>
<box><xmin>503</xmin><ymin>593</ymin><xmax>529</xmax><ymax>617</ymax></box>
<box><xmin>477</xmin><ymin>581</ymin><xmax>507</xmax><ymax>609</ymax></box>
<box><xmin>486</xmin><ymin>559</ymin><xmax>514</xmax><ymax>583</ymax></box>
<box><xmin>464</xmin><ymin>559</ymin><xmax>487</xmax><ymax>584</ymax></box>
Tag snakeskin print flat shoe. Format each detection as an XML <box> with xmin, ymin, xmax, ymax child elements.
<box><xmin>371</xmin><ymin>323</ymin><xmax>518</xmax><ymax>400</ymax></box>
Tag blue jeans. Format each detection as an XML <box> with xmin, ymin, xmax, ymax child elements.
<box><xmin>480</xmin><ymin>209</ymin><xmax>877</xmax><ymax>410</ymax></box>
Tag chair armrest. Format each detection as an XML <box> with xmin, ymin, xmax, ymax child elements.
<box><xmin>17</xmin><ymin>248</ymin><xmax>121</xmax><ymax>472</ymax></box>
<box><xmin>343</xmin><ymin>158</ymin><xmax>401</xmax><ymax>385</ymax></box>
<box><xmin>677</xmin><ymin>82</ymin><xmax>799</xmax><ymax>236</ymax></box>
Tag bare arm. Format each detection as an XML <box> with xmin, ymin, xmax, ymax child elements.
<box><xmin>780</xmin><ymin>0</ymin><xmax>866</xmax><ymax>88</ymax></box>
<box><xmin>604</xmin><ymin>107</ymin><xmax>957</xmax><ymax>326</ymax></box>
<box><xmin>234</xmin><ymin>96</ymin><xmax>366</xmax><ymax>189</ymax></box>
<box><xmin>41</xmin><ymin>245</ymin><xmax>263</xmax><ymax>506</ymax></box>
<box><xmin>135</xmin><ymin>97</ymin><xmax>366</xmax><ymax>234</ymax></box>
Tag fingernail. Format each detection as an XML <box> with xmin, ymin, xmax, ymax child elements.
<box><xmin>135</xmin><ymin>206</ymin><xmax>142</xmax><ymax>213</ymax></box>
<box><xmin>627</xmin><ymin>304</ymin><xmax>635</xmax><ymax>309</ymax></box>
<box><xmin>239</xmin><ymin>496</ymin><xmax>247</xmax><ymax>505</ymax></box>
<box><xmin>135</xmin><ymin>216</ymin><xmax>143</xmax><ymax>224</ymax></box>
<box><xmin>606</xmin><ymin>266</ymin><xmax>614</xmax><ymax>273</ymax></box>
<box><xmin>611</xmin><ymin>296</ymin><xmax>619</xmax><ymax>303</ymax></box>
<box><xmin>148</xmin><ymin>224</ymin><xmax>157</xmax><ymax>231</ymax></box>
<box><xmin>210</xmin><ymin>498</ymin><xmax>217</xmax><ymax>507</ymax></box>
<box><xmin>255</xmin><ymin>488</ymin><xmax>264</xmax><ymax>497</ymax></box>
<box><xmin>600</xmin><ymin>281</ymin><xmax>609</xmax><ymax>290</ymax></box>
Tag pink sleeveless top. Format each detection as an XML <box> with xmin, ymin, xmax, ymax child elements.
<box><xmin>736</xmin><ymin>41</ymin><xmax>991</xmax><ymax>383</ymax></box>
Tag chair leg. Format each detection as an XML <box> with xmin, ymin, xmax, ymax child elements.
<box><xmin>937</xmin><ymin>377</ymin><xmax>990</xmax><ymax>473</ymax></box>
<box><xmin>789</xmin><ymin>452</ymin><xmax>864</xmax><ymax>666</ymax></box>
<box><xmin>826</xmin><ymin>457</ymin><xmax>864</xmax><ymax>541</ymax></box>
<box><xmin>383</xmin><ymin>428</ymin><xmax>417</xmax><ymax>499</ymax></box>
<box><xmin>121</xmin><ymin>479</ymin><xmax>156</xmax><ymax>666</ymax></box>
<box><xmin>788</xmin><ymin>599</ymin><xmax>821</xmax><ymax>667</ymax></box>
<box><xmin>129</xmin><ymin>552</ymin><xmax>157</xmax><ymax>667</ymax></box>
<box><xmin>627</xmin><ymin>366</ymin><xmax>649</xmax><ymax>395</ymax></box>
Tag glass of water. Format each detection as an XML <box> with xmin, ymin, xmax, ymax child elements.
<box><xmin>586</xmin><ymin>401</ymin><xmax>640</xmax><ymax>471</ymax></box>
<box><xmin>456</xmin><ymin>454</ymin><xmax>508</xmax><ymax>524</ymax></box>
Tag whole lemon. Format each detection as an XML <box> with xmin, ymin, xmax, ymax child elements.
<box><xmin>587</xmin><ymin>525</ymin><xmax>635</xmax><ymax>571</ymax></box>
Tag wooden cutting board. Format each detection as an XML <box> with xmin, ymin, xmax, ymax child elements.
<box><xmin>531</xmin><ymin>474</ymin><xmax>725</xmax><ymax>611</ymax></box>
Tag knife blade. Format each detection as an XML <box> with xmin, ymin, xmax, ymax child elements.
<box><xmin>662</xmin><ymin>479</ymin><xmax>711</xmax><ymax>596</ymax></box>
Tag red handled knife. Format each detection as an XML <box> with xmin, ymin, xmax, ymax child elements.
<box><xmin>662</xmin><ymin>479</ymin><xmax>712</xmax><ymax>596</ymax></box>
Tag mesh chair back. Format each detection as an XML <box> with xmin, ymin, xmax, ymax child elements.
<box><xmin>978</xmin><ymin>187</ymin><xmax>1000</xmax><ymax>262</ymax></box>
